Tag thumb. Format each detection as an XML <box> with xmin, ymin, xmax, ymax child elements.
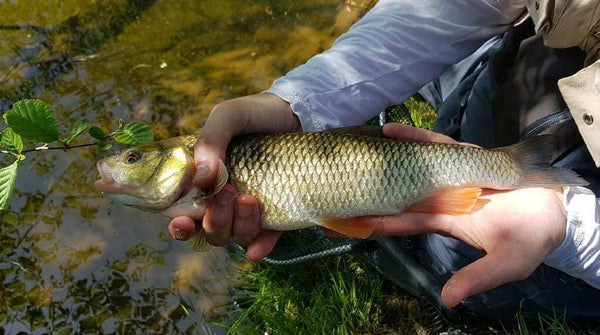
<box><xmin>193</xmin><ymin>106</ymin><xmax>241</xmax><ymax>189</ymax></box>
<box><xmin>194</xmin><ymin>134</ymin><xmax>230</xmax><ymax>189</ymax></box>
<box><xmin>441</xmin><ymin>252</ymin><xmax>530</xmax><ymax>307</ymax></box>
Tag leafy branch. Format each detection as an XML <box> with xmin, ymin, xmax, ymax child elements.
<box><xmin>0</xmin><ymin>99</ymin><xmax>155</xmax><ymax>211</ymax></box>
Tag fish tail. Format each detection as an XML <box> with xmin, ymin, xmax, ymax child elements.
<box><xmin>498</xmin><ymin>135</ymin><xmax>588</xmax><ymax>188</ymax></box>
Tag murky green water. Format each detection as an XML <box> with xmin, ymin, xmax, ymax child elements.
<box><xmin>0</xmin><ymin>0</ymin><xmax>373</xmax><ymax>333</ymax></box>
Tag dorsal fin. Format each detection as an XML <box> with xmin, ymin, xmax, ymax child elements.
<box><xmin>324</xmin><ymin>125</ymin><xmax>384</xmax><ymax>138</ymax></box>
<box><xmin>154</xmin><ymin>135</ymin><xmax>197</xmax><ymax>150</ymax></box>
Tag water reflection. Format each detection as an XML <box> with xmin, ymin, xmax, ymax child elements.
<box><xmin>0</xmin><ymin>0</ymin><xmax>373</xmax><ymax>332</ymax></box>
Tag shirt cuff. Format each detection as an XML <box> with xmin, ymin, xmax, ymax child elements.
<box><xmin>544</xmin><ymin>186</ymin><xmax>600</xmax><ymax>289</ymax></box>
<box><xmin>264</xmin><ymin>81</ymin><xmax>325</xmax><ymax>132</ymax></box>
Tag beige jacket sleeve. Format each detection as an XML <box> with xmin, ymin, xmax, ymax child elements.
<box><xmin>526</xmin><ymin>0</ymin><xmax>600</xmax><ymax>165</ymax></box>
<box><xmin>558</xmin><ymin>63</ymin><xmax>600</xmax><ymax>166</ymax></box>
<box><xmin>526</xmin><ymin>0</ymin><xmax>600</xmax><ymax>62</ymax></box>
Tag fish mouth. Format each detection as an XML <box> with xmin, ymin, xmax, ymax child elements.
<box><xmin>95</xmin><ymin>161</ymin><xmax>120</xmax><ymax>194</ymax></box>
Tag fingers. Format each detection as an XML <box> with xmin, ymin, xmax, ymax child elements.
<box><xmin>232</xmin><ymin>195</ymin><xmax>262</xmax><ymax>247</ymax></box>
<box><xmin>358</xmin><ymin>212</ymin><xmax>469</xmax><ymax>240</ymax></box>
<box><xmin>383</xmin><ymin>124</ymin><xmax>458</xmax><ymax>144</ymax></box>
<box><xmin>441</xmin><ymin>252</ymin><xmax>532</xmax><ymax>307</ymax></box>
<box><xmin>168</xmin><ymin>192</ymin><xmax>268</xmax><ymax>256</ymax></box>
<box><xmin>246</xmin><ymin>230</ymin><xmax>282</xmax><ymax>261</ymax></box>
<box><xmin>169</xmin><ymin>216</ymin><xmax>197</xmax><ymax>241</ymax></box>
<box><xmin>202</xmin><ymin>185</ymin><xmax>238</xmax><ymax>246</ymax></box>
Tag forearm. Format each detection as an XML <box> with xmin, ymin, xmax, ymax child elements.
<box><xmin>266</xmin><ymin>0</ymin><xmax>526</xmax><ymax>131</ymax></box>
<box><xmin>545</xmin><ymin>186</ymin><xmax>600</xmax><ymax>289</ymax></box>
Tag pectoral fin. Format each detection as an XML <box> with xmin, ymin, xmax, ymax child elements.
<box><xmin>193</xmin><ymin>160</ymin><xmax>229</xmax><ymax>202</ymax></box>
<box><xmin>406</xmin><ymin>187</ymin><xmax>482</xmax><ymax>215</ymax></box>
<box><xmin>211</xmin><ymin>159</ymin><xmax>229</xmax><ymax>195</ymax></box>
<box><xmin>319</xmin><ymin>218</ymin><xmax>375</xmax><ymax>239</ymax></box>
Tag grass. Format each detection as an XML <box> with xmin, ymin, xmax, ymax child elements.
<box><xmin>514</xmin><ymin>310</ymin><xmax>576</xmax><ymax>335</ymax></box>
<box><xmin>227</xmin><ymin>254</ymin><xmax>434</xmax><ymax>335</ymax></box>
<box><xmin>404</xmin><ymin>96</ymin><xmax>437</xmax><ymax>130</ymax></box>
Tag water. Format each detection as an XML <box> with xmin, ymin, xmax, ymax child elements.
<box><xmin>0</xmin><ymin>0</ymin><xmax>374</xmax><ymax>333</ymax></box>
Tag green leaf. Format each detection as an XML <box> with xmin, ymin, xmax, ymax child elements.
<box><xmin>0</xmin><ymin>160</ymin><xmax>19</xmax><ymax>211</ymax></box>
<box><xmin>0</xmin><ymin>128</ymin><xmax>23</xmax><ymax>153</ymax></box>
<box><xmin>113</xmin><ymin>122</ymin><xmax>154</xmax><ymax>145</ymax></box>
<box><xmin>5</xmin><ymin>99</ymin><xmax>59</xmax><ymax>143</ymax></box>
<box><xmin>64</xmin><ymin>119</ymin><xmax>91</xmax><ymax>145</ymax></box>
<box><xmin>97</xmin><ymin>141</ymin><xmax>113</xmax><ymax>151</ymax></box>
<box><xmin>89</xmin><ymin>126</ymin><xmax>105</xmax><ymax>140</ymax></box>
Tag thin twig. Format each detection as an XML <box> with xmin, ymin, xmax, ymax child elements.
<box><xmin>0</xmin><ymin>131</ymin><xmax>117</xmax><ymax>156</ymax></box>
<box><xmin>0</xmin><ymin>150</ymin><xmax>20</xmax><ymax>158</ymax></box>
<box><xmin>21</xmin><ymin>142</ymin><xmax>99</xmax><ymax>153</ymax></box>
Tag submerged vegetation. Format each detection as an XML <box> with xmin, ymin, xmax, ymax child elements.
<box><xmin>1</xmin><ymin>0</ymin><xmax>599</xmax><ymax>334</ymax></box>
<box><xmin>0</xmin><ymin>0</ymin><xmax>379</xmax><ymax>332</ymax></box>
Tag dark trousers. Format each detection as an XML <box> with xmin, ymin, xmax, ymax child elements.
<box><xmin>413</xmin><ymin>21</ymin><xmax>600</xmax><ymax>318</ymax></box>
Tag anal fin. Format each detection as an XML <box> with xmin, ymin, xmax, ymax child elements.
<box><xmin>406</xmin><ymin>187</ymin><xmax>482</xmax><ymax>215</ymax></box>
<box><xmin>319</xmin><ymin>218</ymin><xmax>375</xmax><ymax>239</ymax></box>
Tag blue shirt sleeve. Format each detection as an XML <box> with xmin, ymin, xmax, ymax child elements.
<box><xmin>265</xmin><ymin>0</ymin><xmax>527</xmax><ymax>131</ymax></box>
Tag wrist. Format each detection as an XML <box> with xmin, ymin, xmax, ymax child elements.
<box><xmin>212</xmin><ymin>93</ymin><xmax>302</xmax><ymax>135</ymax></box>
<box><xmin>258</xmin><ymin>92</ymin><xmax>302</xmax><ymax>132</ymax></box>
<box><xmin>548</xmin><ymin>187</ymin><xmax>568</xmax><ymax>254</ymax></box>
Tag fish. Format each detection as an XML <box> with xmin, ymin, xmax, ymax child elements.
<box><xmin>95</xmin><ymin>126</ymin><xmax>586</xmax><ymax>246</ymax></box>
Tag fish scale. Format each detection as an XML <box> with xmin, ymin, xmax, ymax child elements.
<box><xmin>226</xmin><ymin>131</ymin><xmax>522</xmax><ymax>231</ymax></box>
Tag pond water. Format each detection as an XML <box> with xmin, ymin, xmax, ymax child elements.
<box><xmin>0</xmin><ymin>0</ymin><xmax>374</xmax><ymax>333</ymax></box>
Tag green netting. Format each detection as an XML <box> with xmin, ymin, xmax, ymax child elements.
<box><xmin>365</xmin><ymin>104</ymin><xmax>415</xmax><ymax>127</ymax></box>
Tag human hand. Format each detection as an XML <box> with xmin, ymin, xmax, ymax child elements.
<box><xmin>354</xmin><ymin>123</ymin><xmax>568</xmax><ymax>308</ymax></box>
<box><xmin>168</xmin><ymin>93</ymin><xmax>302</xmax><ymax>260</ymax></box>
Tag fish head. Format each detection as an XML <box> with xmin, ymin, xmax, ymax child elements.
<box><xmin>95</xmin><ymin>137</ymin><xmax>195</xmax><ymax>211</ymax></box>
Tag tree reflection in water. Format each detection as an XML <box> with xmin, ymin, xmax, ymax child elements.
<box><xmin>0</xmin><ymin>0</ymin><xmax>374</xmax><ymax>332</ymax></box>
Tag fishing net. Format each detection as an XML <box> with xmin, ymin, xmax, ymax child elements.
<box><xmin>365</xmin><ymin>104</ymin><xmax>415</xmax><ymax>127</ymax></box>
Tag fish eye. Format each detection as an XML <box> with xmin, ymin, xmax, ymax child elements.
<box><xmin>124</xmin><ymin>151</ymin><xmax>142</xmax><ymax>164</ymax></box>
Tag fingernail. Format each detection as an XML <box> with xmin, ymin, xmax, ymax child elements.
<box><xmin>237</xmin><ymin>202</ymin><xmax>253</xmax><ymax>219</ymax></box>
<box><xmin>194</xmin><ymin>164</ymin><xmax>210</xmax><ymax>181</ymax></box>
<box><xmin>174</xmin><ymin>227</ymin><xmax>193</xmax><ymax>241</ymax></box>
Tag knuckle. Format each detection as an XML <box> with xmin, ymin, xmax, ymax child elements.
<box><xmin>232</xmin><ymin>220</ymin><xmax>260</xmax><ymax>245</ymax></box>
<box><xmin>202</xmin><ymin>206</ymin><xmax>233</xmax><ymax>246</ymax></box>
<box><xmin>205</xmin><ymin>208</ymin><xmax>229</xmax><ymax>230</ymax></box>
